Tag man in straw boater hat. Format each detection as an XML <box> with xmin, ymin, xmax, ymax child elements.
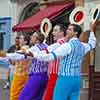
<box><xmin>43</xmin><ymin>23</ymin><xmax>70</xmax><ymax>100</ymax></box>
<box><xmin>19</xmin><ymin>32</ymin><xmax>49</xmax><ymax>100</ymax></box>
<box><xmin>24</xmin><ymin>21</ymin><xmax>96</xmax><ymax>100</ymax></box>
<box><xmin>0</xmin><ymin>34</ymin><xmax>31</xmax><ymax>100</ymax></box>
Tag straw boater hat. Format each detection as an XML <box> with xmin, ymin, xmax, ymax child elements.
<box><xmin>40</xmin><ymin>18</ymin><xmax>52</xmax><ymax>38</ymax></box>
<box><xmin>91</xmin><ymin>5</ymin><xmax>100</xmax><ymax>23</ymax></box>
<box><xmin>69</xmin><ymin>6</ymin><xmax>86</xmax><ymax>25</ymax></box>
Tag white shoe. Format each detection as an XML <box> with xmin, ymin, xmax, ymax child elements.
<box><xmin>3</xmin><ymin>82</ymin><xmax>9</xmax><ymax>89</ymax></box>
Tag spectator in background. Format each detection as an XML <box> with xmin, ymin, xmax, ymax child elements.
<box><xmin>7</xmin><ymin>36</ymin><xmax>20</xmax><ymax>53</ymax></box>
<box><xmin>3</xmin><ymin>36</ymin><xmax>20</xmax><ymax>89</ymax></box>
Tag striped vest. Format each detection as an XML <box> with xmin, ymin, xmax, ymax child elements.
<box><xmin>29</xmin><ymin>43</ymin><xmax>48</xmax><ymax>74</ymax></box>
<box><xmin>58</xmin><ymin>39</ymin><xmax>85</xmax><ymax>76</ymax></box>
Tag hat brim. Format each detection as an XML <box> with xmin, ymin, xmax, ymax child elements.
<box><xmin>40</xmin><ymin>18</ymin><xmax>52</xmax><ymax>38</ymax></box>
<box><xmin>91</xmin><ymin>5</ymin><xmax>100</xmax><ymax>23</ymax></box>
<box><xmin>69</xmin><ymin>7</ymin><xmax>86</xmax><ymax>25</ymax></box>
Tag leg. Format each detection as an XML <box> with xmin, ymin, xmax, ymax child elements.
<box><xmin>70</xmin><ymin>77</ymin><xmax>81</xmax><ymax>100</ymax></box>
<box><xmin>10</xmin><ymin>74</ymin><xmax>28</xmax><ymax>100</ymax></box>
<box><xmin>53</xmin><ymin>76</ymin><xmax>81</xmax><ymax>100</ymax></box>
<box><xmin>19</xmin><ymin>73</ymin><xmax>48</xmax><ymax>100</ymax></box>
<box><xmin>3</xmin><ymin>68</ymin><xmax>10</xmax><ymax>89</ymax></box>
<box><xmin>70</xmin><ymin>90</ymin><xmax>80</xmax><ymax>100</ymax></box>
<box><xmin>37</xmin><ymin>73</ymin><xmax>48</xmax><ymax>100</ymax></box>
<box><xmin>53</xmin><ymin>76</ymin><xmax>71</xmax><ymax>100</ymax></box>
<box><xmin>44</xmin><ymin>74</ymin><xmax>58</xmax><ymax>100</ymax></box>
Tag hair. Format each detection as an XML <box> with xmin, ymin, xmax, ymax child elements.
<box><xmin>37</xmin><ymin>33</ymin><xmax>45</xmax><ymax>43</ymax></box>
<box><xmin>83</xmin><ymin>30</ymin><xmax>90</xmax><ymax>36</ymax></box>
<box><xmin>30</xmin><ymin>31</ymin><xmax>37</xmax><ymax>36</ymax></box>
<box><xmin>16</xmin><ymin>36</ymin><xmax>20</xmax><ymax>39</ymax></box>
<box><xmin>70</xmin><ymin>24</ymin><xmax>82</xmax><ymax>38</ymax></box>
<box><xmin>55</xmin><ymin>24</ymin><xmax>67</xmax><ymax>36</ymax></box>
<box><xmin>31</xmin><ymin>31</ymin><xmax>45</xmax><ymax>43</ymax></box>
<box><xmin>24</xmin><ymin>35</ymin><xmax>30</xmax><ymax>45</ymax></box>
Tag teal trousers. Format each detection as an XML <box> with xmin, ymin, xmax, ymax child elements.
<box><xmin>53</xmin><ymin>76</ymin><xmax>81</xmax><ymax>100</ymax></box>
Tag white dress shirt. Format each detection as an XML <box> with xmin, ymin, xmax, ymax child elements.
<box><xmin>33</xmin><ymin>32</ymin><xmax>96</xmax><ymax>61</ymax></box>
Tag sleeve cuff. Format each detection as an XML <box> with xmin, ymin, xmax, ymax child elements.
<box><xmin>51</xmin><ymin>52</ymin><xmax>57</xmax><ymax>60</ymax></box>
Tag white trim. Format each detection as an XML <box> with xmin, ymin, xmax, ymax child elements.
<box><xmin>40</xmin><ymin>18</ymin><xmax>52</xmax><ymax>38</ymax></box>
<box><xmin>91</xmin><ymin>5</ymin><xmax>100</xmax><ymax>23</ymax></box>
<box><xmin>69</xmin><ymin>7</ymin><xmax>86</xmax><ymax>25</ymax></box>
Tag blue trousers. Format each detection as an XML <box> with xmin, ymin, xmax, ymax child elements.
<box><xmin>19</xmin><ymin>72</ymin><xmax>48</xmax><ymax>100</ymax></box>
<box><xmin>53</xmin><ymin>76</ymin><xmax>81</xmax><ymax>100</ymax></box>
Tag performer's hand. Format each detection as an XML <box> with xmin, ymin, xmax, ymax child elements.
<box><xmin>21</xmin><ymin>46</ymin><xmax>28</xmax><ymax>53</ymax></box>
<box><xmin>89</xmin><ymin>21</ymin><xmax>96</xmax><ymax>32</ymax></box>
<box><xmin>17</xmin><ymin>46</ymin><xmax>29</xmax><ymax>55</ymax></box>
<box><xmin>0</xmin><ymin>50</ymin><xmax>6</xmax><ymax>57</ymax></box>
<box><xmin>26</xmin><ymin>51</ymin><xmax>33</xmax><ymax>57</ymax></box>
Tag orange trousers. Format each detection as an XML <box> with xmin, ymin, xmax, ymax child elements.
<box><xmin>10</xmin><ymin>74</ymin><xmax>28</xmax><ymax>100</ymax></box>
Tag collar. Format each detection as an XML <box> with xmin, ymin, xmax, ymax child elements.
<box><xmin>69</xmin><ymin>37</ymin><xmax>79</xmax><ymax>42</ymax></box>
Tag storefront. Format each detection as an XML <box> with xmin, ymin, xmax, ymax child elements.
<box><xmin>13</xmin><ymin>1</ymin><xmax>74</xmax><ymax>44</ymax></box>
<box><xmin>11</xmin><ymin>0</ymin><xmax>100</xmax><ymax>100</ymax></box>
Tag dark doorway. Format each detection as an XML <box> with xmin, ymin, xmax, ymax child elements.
<box><xmin>0</xmin><ymin>33</ymin><xmax>5</xmax><ymax>50</ymax></box>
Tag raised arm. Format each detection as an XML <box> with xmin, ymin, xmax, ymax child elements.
<box><xmin>81</xmin><ymin>22</ymin><xmax>96</xmax><ymax>54</ymax></box>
